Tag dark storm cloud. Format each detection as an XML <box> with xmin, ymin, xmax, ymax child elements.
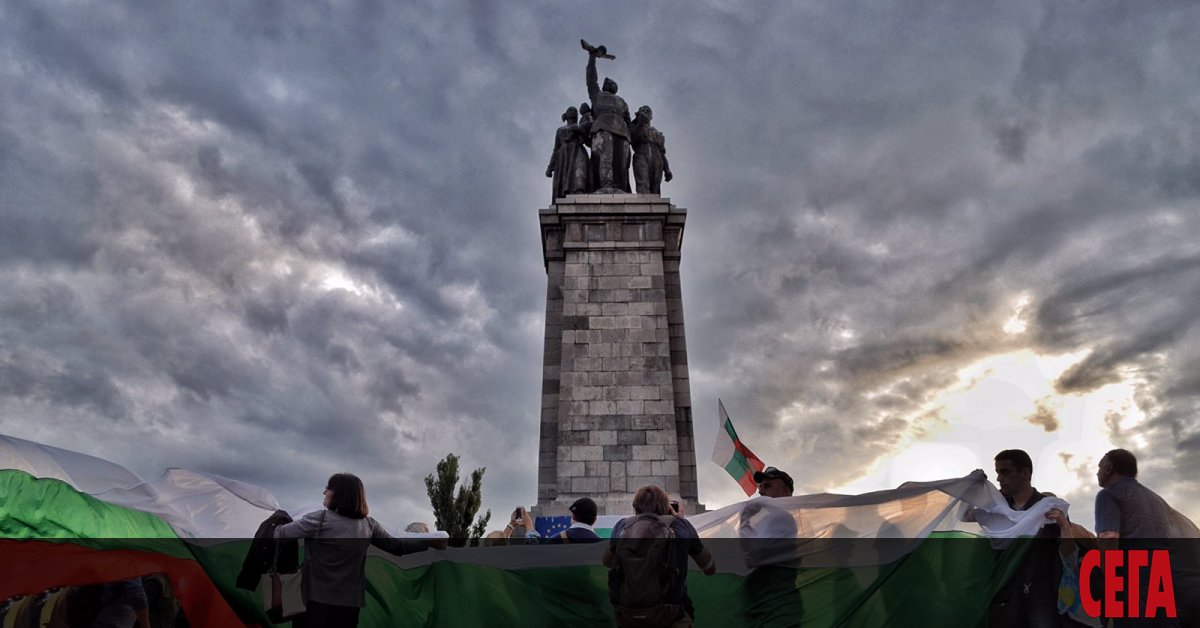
<box><xmin>2</xmin><ymin>0</ymin><xmax>1198</xmax><ymax>523</ymax></box>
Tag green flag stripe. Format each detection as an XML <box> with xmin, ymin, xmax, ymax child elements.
<box><xmin>723</xmin><ymin>449</ymin><xmax>752</xmax><ymax>479</ymax></box>
<box><xmin>723</xmin><ymin>417</ymin><xmax>740</xmax><ymax>443</ymax></box>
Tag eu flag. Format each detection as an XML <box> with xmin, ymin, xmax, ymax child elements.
<box><xmin>534</xmin><ymin>515</ymin><xmax>572</xmax><ymax>538</ymax></box>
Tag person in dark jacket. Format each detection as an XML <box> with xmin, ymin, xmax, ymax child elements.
<box><xmin>237</xmin><ymin>509</ymin><xmax>298</xmax><ymax>591</ymax></box>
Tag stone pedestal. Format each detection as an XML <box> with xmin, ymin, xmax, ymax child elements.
<box><xmin>535</xmin><ymin>194</ymin><xmax>702</xmax><ymax>516</ymax></box>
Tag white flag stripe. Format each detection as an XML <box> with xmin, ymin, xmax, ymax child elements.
<box><xmin>710</xmin><ymin>398</ymin><xmax>736</xmax><ymax>467</ymax></box>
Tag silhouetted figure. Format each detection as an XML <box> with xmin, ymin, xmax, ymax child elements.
<box><xmin>630</xmin><ymin>106</ymin><xmax>672</xmax><ymax>195</ymax></box>
<box><xmin>546</xmin><ymin>106</ymin><xmax>591</xmax><ymax>202</ymax></box>
<box><xmin>583</xmin><ymin>41</ymin><xmax>631</xmax><ymax>193</ymax></box>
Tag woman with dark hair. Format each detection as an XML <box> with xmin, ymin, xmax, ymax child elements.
<box><xmin>275</xmin><ymin>473</ymin><xmax>445</xmax><ymax>627</ymax></box>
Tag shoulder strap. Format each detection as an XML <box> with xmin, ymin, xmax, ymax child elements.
<box><xmin>316</xmin><ymin>510</ymin><xmax>326</xmax><ymax>538</ymax></box>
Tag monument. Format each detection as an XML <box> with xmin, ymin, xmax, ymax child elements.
<box><xmin>535</xmin><ymin>41</ymin><xmax>701</xmax><ymax>516</ymax></box>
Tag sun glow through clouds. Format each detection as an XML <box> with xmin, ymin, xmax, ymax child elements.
<box><xmin>833</xmin><ymin>348</ymin><xmax>1140</xmax><ymax>502</ymax></box>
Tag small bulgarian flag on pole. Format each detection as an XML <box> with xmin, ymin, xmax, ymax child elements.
<box><xmin>711</xmin><ymin>399</ymin><xmax>766</xmax><ymax>496</ymax></box>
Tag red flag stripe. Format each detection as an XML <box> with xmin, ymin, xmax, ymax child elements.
<box><xmin>0</xmin><ymin>540</ymin><xmax>249</xmax><ymax>628</ymax></box>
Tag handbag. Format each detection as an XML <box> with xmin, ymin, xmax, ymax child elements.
<box><xmin>262</xmin><ymin>510</ymin><xmax>325</xmax><ymax>619</ymax></box>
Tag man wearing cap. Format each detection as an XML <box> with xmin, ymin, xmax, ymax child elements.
<box><xmin>753</xmin><ymin>467</ymin><xmax>795</xmax><ymax>499</ymax></box>
<box><xmin>739</xmin><ymin>467</ymin><xmax>803</xmax><ymax>627</ymax></box>
<box><xmin>551</xmin><ymin>497</ymin><xmax>601</xmax><ymax>544</ymax></box>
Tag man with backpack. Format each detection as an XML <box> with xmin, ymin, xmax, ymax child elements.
<box><xmin>603</xmin><ymin>485</ymin><xmax>717</xmax><ymax>628</ymax></box>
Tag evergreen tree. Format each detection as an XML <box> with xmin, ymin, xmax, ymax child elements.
<box><xmin>424</xmin><ymin>453</ymin><xmax>491</xmax><ymax>547</ymax></box>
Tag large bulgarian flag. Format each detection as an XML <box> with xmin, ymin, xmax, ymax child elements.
<box><xmin>711</xmin><ymin>399</ymin><xmax>766</xmax><ymax>495</ymax></box>
<box><xmin>2</xmin><ymin>432</ymin><xmax>1095</xmax><ymax>627</ymax></box>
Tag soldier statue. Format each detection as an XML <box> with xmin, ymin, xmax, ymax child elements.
<box><xmin>630</xmin><ymin>105</ymin><xmax>672</xmax><ymax>195</ymax></box>
<box><xmin>581</xmin><ymin>40</ymin><xmax>631</xmax><ymax>193</ymax></box>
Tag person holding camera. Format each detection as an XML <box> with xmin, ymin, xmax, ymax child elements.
<box><xmin>511</xmin><ymin>498</ymin><xmax>603</xmax><ymax>544</ymax></box>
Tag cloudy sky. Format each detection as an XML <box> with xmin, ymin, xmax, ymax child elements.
<box><xmin>2</xmin><ymin>0</ymin><xmax>1198</xmax><ymax>530</ymax></box>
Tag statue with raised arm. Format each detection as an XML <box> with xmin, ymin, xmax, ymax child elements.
<box><xmin>545</xmin><ymin>106</ymin><xmax>591</xmax><ymax>202</ymax></box>
<box><xmin>581</xmin><ymin>39</ymin><xmax>631</xmax><ymax>193</ymax></box>
<box><xmin>630</xmin><ymin>105</ymin><xmax>673</xmax><ymax>195</ymax></box>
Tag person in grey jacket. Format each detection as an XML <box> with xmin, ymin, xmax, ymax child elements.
<box><xmin>275</xmin><ymin>473</ymin><xmax>446</xmax><ymax>627</ymax></box>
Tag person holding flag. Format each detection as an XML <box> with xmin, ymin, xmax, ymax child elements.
<box><xmin>714</xmin><ymin>401</ymin><xmax>803</xmax><ymax>626</ymax></box>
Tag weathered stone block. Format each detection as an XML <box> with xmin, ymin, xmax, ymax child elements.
<box><xmin>602</xmin><ymin>386</ymin><xmax>631</xmax><ymax>401</ymax></box>
<box><xmin>589</xmin><ymin>430</ymin><xmax>618</xmax><ymax>446</ymax></box>
<box><xmin>573</xmin><ymin>357</ymin><xmax>603</xmax><ymax>371</ymax></box>
<box><xmin>633</xmin><ymin>414</ymin><xmax>671</xmax><ymax>430</ymax></box>
<box><xmin>616</xmin><ymin>400</ymin><xmax>644</xmax><ymax>414</ymax></box>
<box><xmin>559</xmin><ymin>403</ymin><xmax>588</xmax><ymax>417</ymax></box>
<box><xmin>618</xmin><ymin>430</ymin><xmax>647</xmax><ymax>445</ymax></box>
<box><xmin>568</xmin><ymin>445</ymin><xmax>603</xmax><ymax>461</ymax></box>
<box><xmin>610</xmin><ymin>469</ymin><xmax>628</xmax><ymax>492</ymax></box>
<box><xmin>652</xmin><ymin>460</ymin><xmax>680</xmax><ymax>477</ymax></box>
<box><xmin>600</xmin><ymin>415</ymin><xmax>632</xmax><ymax>430</ymax></box>
<box><xmin>640</xmin><ymin>261</ymin><xmax>664</xmax><ymax>275</ymax></box>
<box><xmin>603</xmin><ymin>445</ymin><xmax>632</xmax><ymax>461</ymax></box>
<box><xmin>588</xmin><ymin>371</ymin><xmax>616</xmax><ymax>386</ymax></box>
<box><xmin>572</xmin><ymin>477</ymin><xmax>609</xmax><ymax>493</ymax></box>
<box><xmin>630</xmin><ymin>386</ymin><xmax>661</xmax><ymax>400</ymax></box>
<box><xmin>562</xmin><ymin>289</ymin><xmax>589</xmax><ymax>302</ymax></box>
<box><xmin>646</xmin><ymin>371</ymin><xmax>672</xmax><ymax>385</ymax></box>
<box><xmin>616</xmin><ymin>371</ymin><xmax>644</xmax><ymax>385</ymax></box>
<box><xmin>589</xmin><ymin>400</ymin><xmax>617</xmax><ymax>415</ymax></box>
<box><xmin>592</xmin><ymin>316</ymin><xmax>618</xmax><ymax>330</ymax></box>
<box><xmin>627</xmin><ymin>461</ymin><xmax>652</xmax><ymax>476</ymax></box>
<box><xmin>585</xmin><ymin>460</ymin><xmax>611</xmax><ymax>476</ymax></box>
<box><xmin>558</xmin><ymin>460</ymin><xmax>585</xmax><ymax>477</ymax></box>
<box><xmin>644</xmin><ymin>400</ymin><xmax>673</xmax><ymax>415</ymax></box>
<box><xmin>571</xmin><ymin>386</ymin><xmax>602</xmax><ymax>401</ymax></box>
<box><xmin>632</xmin><ymin>444</ymin><xmax>668</xmax><ymax>460</ymax></box>
<box><xmin>565</xmin><ymin>415</ymin><xmax>602</xmax><ymax>430</ymax></box>
<box><xmin>561</xmin><ymin>430</ymin><xmax>589</xmax><ymax>446</ymax></box>
<box><xmin>628</xmin><ymin>275</ymin><xmax>652</xmax><ymax>289</ymax></box>
<box><xmin>601</xmin><ymin>302</ymin><xmax>629</xmax><ymax>316</ymax></box>
<box><xmin>646</xmin><ymin>430</ymin><xmax>677</xmax><ymax>445</ymax></box>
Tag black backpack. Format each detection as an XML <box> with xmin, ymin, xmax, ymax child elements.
<box><xmin>611</xmin><ymin>514</ymin><xmax>680</xmax><ymax>609</ymax></box>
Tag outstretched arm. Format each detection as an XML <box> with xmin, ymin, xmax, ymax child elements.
<box><xmin>586</xmin><ymin>54</ymin><xmax>599</xmax><ymax>101</ymax></box>
<box><xmin>370</xmin><ymin>518</ymin><xmax>446</xmax><ymax>555</ymax></box>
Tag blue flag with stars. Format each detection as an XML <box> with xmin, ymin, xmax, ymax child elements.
<box><xmin>534</xmin><ymin>515</ymin><xmax>572</xmax><ymax>538</ymax></box>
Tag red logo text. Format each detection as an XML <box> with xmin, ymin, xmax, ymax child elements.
<box><xmin>1080</xmin><ymin>549</ymin><xmax>1176</xmax><ymax>619</ymax></box>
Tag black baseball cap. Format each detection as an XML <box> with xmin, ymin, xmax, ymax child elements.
<box><xmin>569</xmin><ymin>497</ymin><xmax>598</xmax><ymax>522</ymax></box>
<box><xmin>752</xmin><ymin>467</ymin><xmax>794</xmax><ymax>492</ymax></box>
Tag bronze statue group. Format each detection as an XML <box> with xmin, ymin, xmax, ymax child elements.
<box><xmin>546</xmin><ymin>40</ymin><xmax>673</xmax><ymax>202</ymax></box>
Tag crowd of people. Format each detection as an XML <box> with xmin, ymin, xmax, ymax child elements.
<box><xmin>5</xmin><ymin>447</ymin><xmax>1193</xmax><ymax>628</ymax></box>
<box><xmin>968</xmin><ymin>448</ymin><xmax>1198</xmax><ymax>628</ymax></box>
<box><xmin>239</xmin><ymin>446</ymin><xmax>1198</xmax><ymax>628</ymax></box>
